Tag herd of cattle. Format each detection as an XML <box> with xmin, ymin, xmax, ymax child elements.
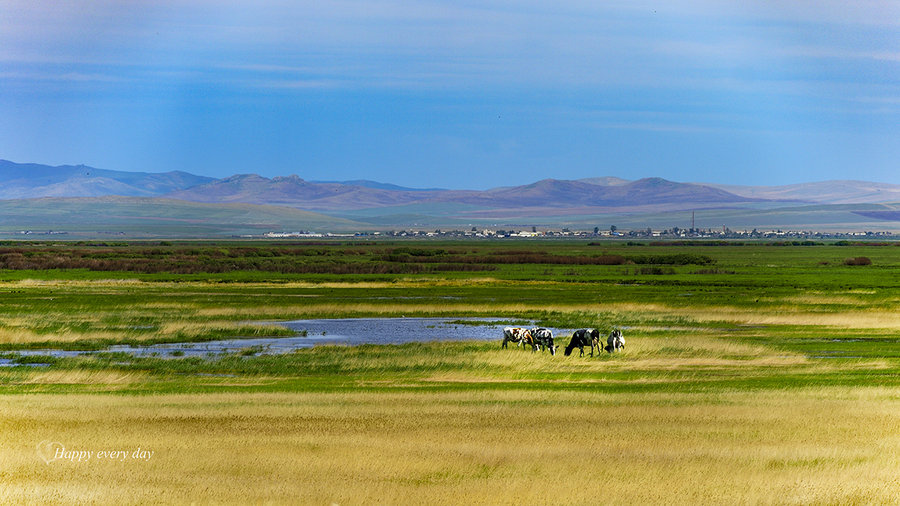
<box><xmin>501</xmin><ymin>327</ymin><xmax>624</xmax><ymax>357</ymax></box>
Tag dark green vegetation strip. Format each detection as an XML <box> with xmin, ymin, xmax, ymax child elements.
<box><xmin>0</xmin><ymin>241</ymin><xmax>727</xmax><ymax>275</ymax></box>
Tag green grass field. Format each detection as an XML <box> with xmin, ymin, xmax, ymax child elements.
<box><xmin>1</xmin><ymin>241</ymin><xmax>899</xmax><ymax>503</ymax></box>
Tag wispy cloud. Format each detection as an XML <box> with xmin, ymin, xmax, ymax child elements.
<box><xmin>0</xmin><ymin>71</ymin><xmax>127</xmax><ymax>83</ymax></box>
<box><xmin>2</xmin><ymin>0</ymin><xmax>895</xmax><ymax>94</ymax></box>
<box><xmin>1</xmin><ymin>0</ymin><xmax>897</xmax><ymax>185</ymax></box>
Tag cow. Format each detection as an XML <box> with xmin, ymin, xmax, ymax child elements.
<box><xmin>501</xmin><ymin>327</ymin><xmax>521</xmax><ymax>348</ymax></box>
<box><xmin>502</xmin><ymin>327</ymin><xmax>534</xmax><ymax>350</ymax></box>
<box><xmin>605</xmin><ymin>329</ymin><xmax>625</xmax><ymax>353</ymax></box>
<box><xmin>564</xmin><ymin>328</ymin><xmax>601</xmax><ymax>357</ymax></box>
<box><xmin>529</xmin><ymin>327</ymin><xmax>556</xmax><ymax>355</ymax></box>
<box><xmin>520</xmin><ymin>329</ymin><xmax>539</xmax><ymax>352</ymax></box>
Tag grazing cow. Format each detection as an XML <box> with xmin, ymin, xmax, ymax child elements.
<box><xmin>605</xmin><ymin>329</ymin><xmax>625</xmax><ymax>353</ymax></box>
<box><xmin>564</xmin><ymin>328</ymin><xmax>601</xmax><ymax>357</ymax></box>
<box><xmin>502</xmin><ymin>327</ymin><xmax>534</xmax><ymax>350</ymax></box>
<box><xmin>529</xmin><ymin>327</ymin><xmax>556</xmax><ymax>355</ymax></box>
<box><xmin>520</xmin><ymin>329</ymin><xmax>538</xmax><ymax>352</ymax></box>
<box><xmin>501</xmin><ymin>327</ymin><xmax>521</xmax><ymax>348</ymax></box>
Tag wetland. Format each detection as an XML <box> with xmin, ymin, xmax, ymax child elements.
<box><xmin>2</xmin><ymin>240</ymin><xmax>900</xmax><ymax>504</ymax></box>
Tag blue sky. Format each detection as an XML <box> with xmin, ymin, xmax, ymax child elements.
<box><xmin>1</xmin><ymin>1</ymin><xmax>897</xmax><ymax>189</ymax></box>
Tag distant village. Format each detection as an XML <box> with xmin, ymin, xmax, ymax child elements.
<box><xmin>261</xmin><ymin>226</ymin><xmax>896</xmax><ymax>241</ymax></box>
<box><xmin>9</xmin><ymin>227</ymin><xmax>896</xmax><ymax>241</ymax></box>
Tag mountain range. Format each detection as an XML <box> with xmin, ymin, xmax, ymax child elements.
<box><xmin>2</xmin><ymin>159</ymin><xmax>899</xmax><ymax>234</ymax></box>
<box><xmin>164</xmin><ymin>174</ymin><xmax>762</xmax><ymax>212</ymax></box>
<box><xmin>0</xmin><ymin>160</ymin><xmax>214</xmax><ymax>199</ymax></box>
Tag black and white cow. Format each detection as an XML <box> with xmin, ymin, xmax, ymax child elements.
<box><xmin>520</xmin><ymin>329</ymin><xmax>539</xmax><ymax>352</ymax></box>
<box><xmin>502</xmin><ymin>327</ymin><xmax>534</xmax><ymax>350</ymax></box>
<box><xmin>564</xmin><ymin>328</ymin><xmax>601</xmax><ymax>357</ymax></box>
<box><xmin>605</xmin><ymin>329</ymin><xmax>625</xmax><ymax>353</ymax></box>
<box><xmin>501</xmin><ymin>327</ymin><xmax>521</xmax><ymax>348</ymax></box>
<box><xmin>529</xmin><ymin>327</ymin><xmax>556</xmax><ymax>355</ymax></box>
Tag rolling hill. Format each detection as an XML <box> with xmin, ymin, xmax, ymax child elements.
<box><xmin>167</xmin><ymin>175</ymin><xmax>757</xmax><ymax>212</ymax></box>
<box><xmin>166</xmin><ymin>174</ymin><xmax>430</xmax><ymax>210</ymax></box>
<box><xmin>2</xmin><ymin>159</ymin><xmax>899</xmax><ymax>233</ymax></box>
<box><xmin>703</xmin><ymin>180</ymin><xmax>900</xmax><ymax>204</ymax></box>
<box><xmin>0</xmin><ymin>160</ymin><xmax>214</xmax><ymax>199</ymax></box>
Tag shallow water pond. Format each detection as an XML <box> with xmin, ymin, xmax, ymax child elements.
<box><xmin>9</xmin><ymin>318</ymin><xmax>574</xmax><ymax>360</ymax></box>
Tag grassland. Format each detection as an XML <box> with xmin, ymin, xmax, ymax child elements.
<box><xmin>0</xmin><ymin>197</ymin><xmax>365</xmax><ymax>238</ymax></box>
<box><xmin>1</xmin><ymin>240</ymin><xmax>900</xmax><ymax>504</ymax></box>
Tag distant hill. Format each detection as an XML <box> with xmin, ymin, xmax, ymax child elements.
<box><xmin>168</xmin><ymin>174</ymin><xmax>756</xmax><ymax>212</ymax></box>
<box><xmin>703</xmin><ymin>180</ymin><xmax>900</xmax><ymax>204</ymax></box>
<box><xmin>312</xmin><ymin>179</ymin><xmax>446</xmax><ymax>192</ymax></box>
<box><xmin>167</xmin><ymin>174</ymin><xmax>429</xmax><ymax>210</ymax></box>
<box><xmin>577</xmin><ymin>176</ymin><xmax>630</xmax><ymax>186</ymax></box>
<box><xmin>421</xmin><ymin>177</ymin><xmax>757</xmax><ymax>210</ymax></box>
<box><xmin>0</xmin><ymin>160</ymin><xmax>214</xmax><ymax>199</ymax></box>
<box><xmin>3</xmin><ymin>158</ymin><xmax>899</xmax><ymax>232</ymax></box>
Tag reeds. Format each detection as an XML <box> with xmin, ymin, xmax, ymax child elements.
<box><xmin>3</xmin><ymin>388</ymin><xmax>899</xmax><ymax>504</ymax></box>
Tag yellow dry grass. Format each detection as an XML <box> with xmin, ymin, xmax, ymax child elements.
<box><xmin>0</xmin><ymin>327</ymin><xmax>125</xmax><ymax>345</ymax></box>
<box><xmin>783</xmin><ymin>293</ymin><xmax>870</xmax><ymax>306</ymax></box>
<box><xmin>431</xmin><ymin>332</ymin><xmax>810</xmax><ymax>378</ymax></box>
<box><xmin>4</xmin><ymin>278</ymin><xmax>143</xmax><ymax>287</ymax></box>
<box><xmin>270</xmin><ymin>277</ymin><xmax>509</xmax><ymax>289</ymax></box>
<box><xmin>607</xmin><ymin>302</ymin><xmax>900</xmax><ymax>329</ymax></box>
<box><xmin>0</xmin><ymin>277</ymin><xmax>509</xmax><ymax>291</ymax></box>
<box><xmin>11</xmin><ymin>370</ymin><xmax>146</xmax><ymax>386</ymax></box>
<box><xmin>195</xmin><ymin>302</ymin><xmax>609</xmax><ymax>318</ymax></box>
<box><xmin>155</xmin><ymin>319</ymin><xmax>273</xmax><ymax>336</ymax></box>
<box><xmin>2</xmin><ymin>388</ymin><xmax>899</xmax><ymax>504</ymax></box>
<box><xmin>0</xmin><ymin>310</ymin><xmax>282</xmax><ymax>344</ymax></box>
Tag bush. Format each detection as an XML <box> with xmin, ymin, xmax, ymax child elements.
<box><xmin>844</xmin><ymin>257</ymin><xmax>872</xmax><ymax>266</ymax></box>
<box><xmin>626</xmin><ymin>254</ymin><xmax>715</xmax><ymax>265</ymax></box>
<box><xmin>692</xmin><ymin>268</ymin><xmax>736</xmax><ymax>274</ymax></box>
<box><xmin>629</xmin><ymin>267</ymin><xmax>676</xmax><ymax>275</ymax></box>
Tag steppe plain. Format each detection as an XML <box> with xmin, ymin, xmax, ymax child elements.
<box><xmin>1</xmin><ymin>240</ymin><xmax>899</xmax><ymax>504</ymax></box>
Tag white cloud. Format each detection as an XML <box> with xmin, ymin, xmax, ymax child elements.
<box><xmin>1</xmin><ymin>0</ymin><xmax>896</xmax><ymax>100</ymax></box>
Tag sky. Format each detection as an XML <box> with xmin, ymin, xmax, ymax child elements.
<box><xmin>1</xmin><ymin>1</ymin><xmax>898</xmax><ymax>189</ymax></box>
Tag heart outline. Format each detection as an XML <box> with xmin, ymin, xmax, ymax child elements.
<box><xmin>36</xmin><ymin>440</ymin><xmax>64</xmax><ymax>464</ymax></box>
